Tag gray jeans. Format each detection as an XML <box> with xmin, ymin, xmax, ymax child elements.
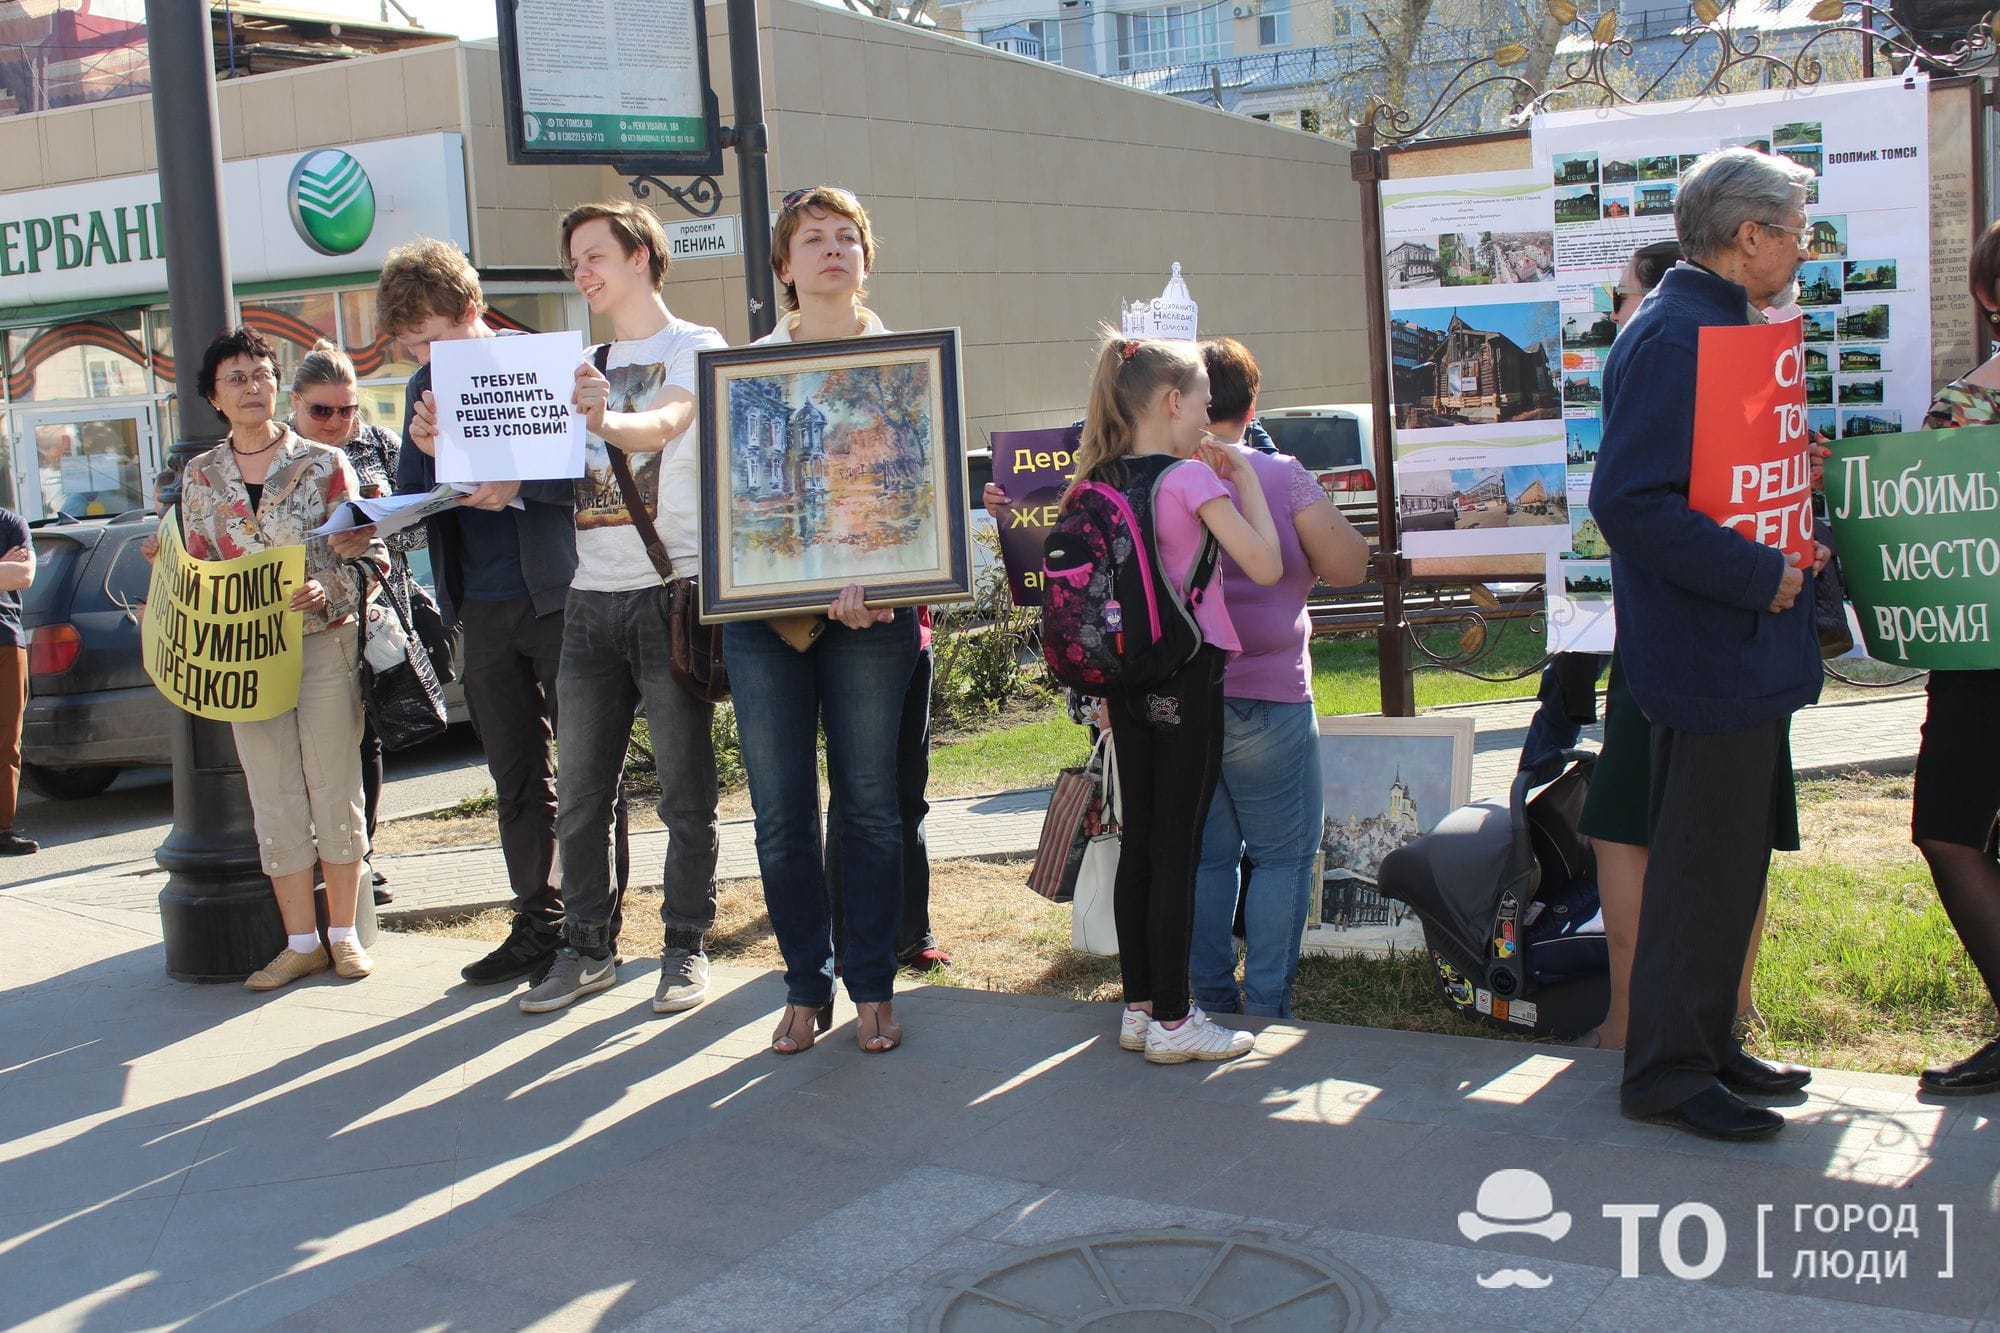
<box><xmin>555</xmin><ymin>586</ymin><xmax>718</xmax><ymax>955</ymax></box>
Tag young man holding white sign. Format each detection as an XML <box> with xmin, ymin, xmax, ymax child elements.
<box><xmin>367</xmin><ymin>240</ymin><xmax>625</xmax><ymax>988</ymax></box>
<box><xmin>515</xmin><ymin>200</ymin><xmax>726</xmax><ymax>1017</ymax></box>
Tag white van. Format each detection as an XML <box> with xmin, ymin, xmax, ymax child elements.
<box><xmin>1256</xmin><ymin>404</ymin><xmax>1378</xmax><ymax>510</ymax></box>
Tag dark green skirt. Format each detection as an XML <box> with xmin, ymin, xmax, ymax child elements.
<box><xmin>1577</xmin><ymin>653</ymin><xmax>1801</xmax><ymax>851</ymax></box>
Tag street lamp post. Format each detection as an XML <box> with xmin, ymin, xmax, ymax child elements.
<box><xmin>146</xmin><ymin>0</ymin><xmax>282</xmax><ymax>981</ymax></box>
<box><xmin>725</xmin><ymin>0</ymin><xmax>778</xmax><ymax>339</ymax></box>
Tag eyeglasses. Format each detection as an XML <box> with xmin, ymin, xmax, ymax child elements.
<box><xmin>1759</xmin><ymin>220</ymin><xmax>1813</xmax><ymax>252</ymax></box>
<box><xmin>219</xmin><ymin>367</ymin><xmax>278</xmax><ymax>390</ymax></box>
<box><xmin>781</xmin><ymin>185</ymin><xmax>857</xmax><ymax>211</ymax></box>
<box><xmin>305</xmin><ymin>403</ymin><xmax>360</xmax><ymax>422</ymax></box>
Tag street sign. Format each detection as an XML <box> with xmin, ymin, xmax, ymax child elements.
<box><xmin>667</xmin><ymin>215</ymin><xmax>742</xmax><ymax>260</ymax></box>
<box><xmin>495</xmin><ymin>0</ymin><xmax>724</xmax><ymax>175</ymax></box>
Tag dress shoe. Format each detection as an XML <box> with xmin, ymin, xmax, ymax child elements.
<box><xmin>1719</xmin><ymin>1045</ymin><xmax>1811</xmax><ymax>1096</ymax></box>
<box><xmin>1632</xmin><ymin>1084</ymin><xmax>1784</xmax><ymax>1141</ymax></box>
<box><xmin>1918</xmin><ymin>1035</ymin><xmax>2000</xmax><ymax>1097</ymax></box>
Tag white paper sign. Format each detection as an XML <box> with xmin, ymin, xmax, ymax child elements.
<box><xmin>432</xmin><ymin>331</ymin><xmax>587</xmax><ymax>483</ymax></box>
<box><xmin>1146</xmin><ymin>261</ymin><xmax>1199</xmax><ymax>340</ymax></box>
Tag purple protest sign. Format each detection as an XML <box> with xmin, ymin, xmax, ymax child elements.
<box><xmin>990</xmin><ymin>425</ymin><xmax>1081</xmax><ymax>607</ymax></box>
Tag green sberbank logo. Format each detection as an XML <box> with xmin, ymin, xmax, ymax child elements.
<box><xmin>287</xmin><ymin>150</ymin><xmax>375</xmax><ymax>256</ymax></box>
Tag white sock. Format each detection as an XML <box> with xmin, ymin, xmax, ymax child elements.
<box><xmin>327</xmin><ymin>926</ymin><xmax>357</xmax><ymax>944</ymax></box>
<box><xmin>288</xmin><ymin>932</ymin><xmax>320</xmax><ymax>954</ymax></box>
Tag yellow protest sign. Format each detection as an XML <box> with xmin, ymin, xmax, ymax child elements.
<box><xmin>141</xmin><ymin>507</ymin><xmax>305</xmax><ymax>722</ymax></box>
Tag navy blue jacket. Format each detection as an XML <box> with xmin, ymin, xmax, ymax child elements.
<box><xmin>1593</xmin><ymin>264</ymin><xmax>1821</xmax><ymax>733</ymax></box>
<box><xmin>397</xmin><ymin>362</ymin><xmax>578</xmax><ymax>628</ymax></box>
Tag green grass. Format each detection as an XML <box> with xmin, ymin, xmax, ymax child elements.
<box><xmin>1311</xmin><ymin>629</ymin><xmax>1549</xmax><ymax>715</ymax></box>
<box><xmin>427</xmin><ymin>788</ymin><xmax>497</xmax><ymax>820</ymax></box>
<box><xmin>924</xmin><ymin>630</ymin><xmax>1548</xmax><ymax>797</ymax></box>
<box><xmin>929</xmin><ymin>713</ymin><xmax>1093</xmax><ymax>795</ymax></box>
<box><xmin>1286</xmin><ymin>774</ymin><xmax>1997</xmax><ymax>1075</ymax></box>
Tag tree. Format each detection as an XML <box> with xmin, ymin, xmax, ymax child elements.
<box><xmin>842</xmin><ymin>0</ymin><xmax>938</xmax><ymax>26</ymax></box>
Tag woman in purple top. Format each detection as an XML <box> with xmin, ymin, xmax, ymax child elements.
<box><xmin>1189</xmin><ymin>339</ymin><xmax>1369</xmax><ymax>1017</ymax></box>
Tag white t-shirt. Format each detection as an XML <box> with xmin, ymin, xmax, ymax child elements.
<box><xmin>572</xmin><ymin>317</ymin><xmax>727</xmax><ymax>591</ymax></box>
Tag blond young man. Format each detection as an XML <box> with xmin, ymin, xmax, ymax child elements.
<box><xmin>362</xmin><ymin>239</ymin><xmax>622</xmax><ymax>985</ymax></box>
<box><xmin>512</xmin><ymin>201</ymin><xmax>725</xmax><ymax>1016</ymax></box>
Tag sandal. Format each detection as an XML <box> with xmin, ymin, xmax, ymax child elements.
<box><xmin>855</xmin><ymin>1000</ymin><xmax>903</xmax><ymax>1054</ymax></box>
<box><xmin>772</xmin><ymin>1002</ymin><xmax>834</xmax><ymax>1054</ymax></box>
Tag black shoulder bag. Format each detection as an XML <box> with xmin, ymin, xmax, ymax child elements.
<box><xmin>352</xmin><ymin>558</ymin><xmax>449</xmax><ymax>750</ymax></box>
<box><xmin>592</xmin><ymin>342</ymin><xmax>729</xmax><ymax>703</ymax></box>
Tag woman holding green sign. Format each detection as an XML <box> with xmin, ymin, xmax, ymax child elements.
<box><xmin>1909</xmin><ymin>222</ymin><xmax>2000</xmax><ymax>1097</ymax></box>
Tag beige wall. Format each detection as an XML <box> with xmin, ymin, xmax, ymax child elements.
<box><xmin>0</xmin><ymin>12</ymin><xmax>1369</xmax><ymax>441</ymax></box>
<box><xmin>657</xmin><ymin>0</ymin><xmax>1369</xmax><ymax>439</ymax></box>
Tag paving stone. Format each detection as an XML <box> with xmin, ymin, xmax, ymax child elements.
<box><xmin>1300</xmin><ymin>1223</ymin><xmax>1613</xmax><ymax>1330</ymax></box>
<box><xmin>0</xmin><ymin>691</ymin><xmax>1960</xmax><ymax>1333</ymax></box>
<box><xmin>1572</xmin><ymin>1273</ymin><xmax>1975</xmax><ymax>1331</ymax></box>
<box><xmin>0</xmin><ymin>1196</ymin><xmax>178</xmax><ymax>1330</ymax></box>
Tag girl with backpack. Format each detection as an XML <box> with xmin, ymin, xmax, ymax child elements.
<box><xmin>1055</xmin><ymin>334</ymin><xmax>1285</xmax><ymax>1063</ymax></box>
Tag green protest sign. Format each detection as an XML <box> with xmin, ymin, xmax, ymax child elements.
<box><xmin>1825</xmin><ymin>426</ymin><xmax>2000</xmax><ymax>669</ymax></box>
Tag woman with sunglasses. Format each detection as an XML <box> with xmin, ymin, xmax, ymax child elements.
<box><xmin>726</xmin><ymin>186</ymin><xmax>922</xmax><ymax>1055</ymax></box>
<box><xmin>290</xmin><ymin>340</ymin><xmax>425</xmax><ymax>906</ymax></box>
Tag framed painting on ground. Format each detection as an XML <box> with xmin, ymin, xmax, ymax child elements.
<box><xmin>695</xmin><ymin>329</ymin><xmax>972</xmax><ymax>621</ymax></box>
<box><xmin>1303</xmin><ymin>715</ymin><xmax>1476</xmax><ymax>957</ymax></box>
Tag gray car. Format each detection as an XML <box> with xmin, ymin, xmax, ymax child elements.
<box><xmin>22</xmin><ymin>511</ymin><xmax>462</xmax><ymax>800</ymax></box>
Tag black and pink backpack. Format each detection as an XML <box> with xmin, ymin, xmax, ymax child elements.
<box><xmin>1040</xmin><ymin>454</ymin><xmax>1219</xmax><ymax>696</ymax></box>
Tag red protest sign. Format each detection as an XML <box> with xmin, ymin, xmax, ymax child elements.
<box><xmin>1689</xmin><ymin>322</ymin><xmax>1815</xmax><ymax>568</ymax></box>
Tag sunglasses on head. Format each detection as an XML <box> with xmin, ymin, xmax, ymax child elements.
<box><xmin>781</xmin><ymin>185</ymin><xmax>856</xmax><ymax>211</ymax></box>
<box><xmin>305</xmin><ymin>403</ymin><xmax>360</xmax><ymax>422</ymax></box>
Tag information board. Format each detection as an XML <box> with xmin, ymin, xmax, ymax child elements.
<box><xmin>496</xmin><ymin>0</ymin><xmax>723</xmax><ymax>173</ymax></box>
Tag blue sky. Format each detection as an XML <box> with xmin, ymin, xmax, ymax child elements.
<box><xmin>1322</xmin><ymin>734</ymin><xmax>1459</xmax><ymax>834</ymax></box>
<box><xmin>1398</xmin><ymin>301</ymin><xmax>1561</xmax><ymax>355</ymax></box>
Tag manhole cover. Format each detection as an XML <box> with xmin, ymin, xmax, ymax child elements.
<box><xmin>912</xmin><ymin>1228</ymin><xmax>1384</xmax><ymax>1331</ymax></box>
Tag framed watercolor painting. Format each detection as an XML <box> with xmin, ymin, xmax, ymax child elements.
<box><xmin>695</xmin><ymin>329</ymin><xmax>973</xmax><ymax>622</ymax></box>
<box><xmin>1302</xmin><ymin>714</ymin><xmax>1475</xmax><ymax>958</ymax></box>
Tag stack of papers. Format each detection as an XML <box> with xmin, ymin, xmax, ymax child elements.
<box><xmin>310</xmin><ymin>484</ymin><xmax>523</xmax><ymax>538</ymax></box>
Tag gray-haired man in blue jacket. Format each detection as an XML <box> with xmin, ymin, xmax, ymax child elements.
<box><xmin>1594</xmin><ymin>147</ymin><xmax>1829</xmax><ymax>1142</ymax></box>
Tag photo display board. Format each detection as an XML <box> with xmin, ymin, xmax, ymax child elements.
<box><xmin>497</xmin><ymin>0</ymin><xmax>722</xmax><ymax>172</ymax></box>
<box><xmin>1372</xmin><ymin>77</ymin><xmax>1956</xmax><ymax>654</ymax></box>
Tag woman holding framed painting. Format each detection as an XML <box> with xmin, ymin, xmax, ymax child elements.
<box><xmin>726</xmin><ymin>186</ymin><xmax>924</xmax><ymax>1056</ymax></box>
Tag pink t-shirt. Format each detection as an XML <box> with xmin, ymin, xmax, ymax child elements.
<box><xmin>1152</xmin><ymin>457</ymin><xmax>1240</xmax><ymax>654</ymax></box>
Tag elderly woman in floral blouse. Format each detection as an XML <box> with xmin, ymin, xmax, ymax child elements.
<box><xmin>152</xmin><ymin>326</ymin><xmax>390</xmax><ymax>989</ymax></box>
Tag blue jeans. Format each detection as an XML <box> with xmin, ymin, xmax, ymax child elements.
<box><xmin>725</xmin><ymin>610</ymin><xmax>919</xmax><ymax>1006</ymax></box>
<box><xmin>827</xmin><ymin>643</ymin><xmax>938</xmax><ymax>961</ymax></box>
<box><xmin>1190</xmin><ymin>698</ymin><xmax>1322</xmax><ymax>1017</ymax></box>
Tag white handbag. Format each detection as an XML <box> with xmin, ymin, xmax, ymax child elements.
<box><xmin>1070</xmin><ymin>730</ymin><xmax>1122</xmax><ymax>956</ymax></box>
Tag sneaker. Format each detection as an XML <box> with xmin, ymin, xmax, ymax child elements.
<box><xmin>1145</xmin><ymin>1008</ymin><xmax>1255</xmax><ymax>1065</ymax></box>
<box><xmin>0</xmin><ymin>830</ymin><xmax>37</xmax><ymax>856</ymax></box>
<box><xmin>461</xmin><ymin>916</ymin><xmax>562</xmax><ymax>986</ymax></box>
<box><xmin>900</xmin><ymin>946</ymin><xmax>953</xmax><ymax>970</ymax></box>
<box><xmin>245</xmin><ymin>945</ymin><xmax>330</xmax><ymax>991</ymax></box>
<box><xmin>1119</xmin><ymin>1006</ymin><xmax>1150</xmax><ymax>1052</ymax></box>
<box><xmin>518</xmin><ymin>946</ymin><xmax>617</xmax><ymax>1014</ymax></box>
<box><xmin>652</xmin><ymin>948</ymin><xmax>710</xmax><ymax>1014</ymax></box>
<box><xmin>330</xmin><ymin>937</ymin><xmax>373</xmax><ymax>979</ymax></box>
